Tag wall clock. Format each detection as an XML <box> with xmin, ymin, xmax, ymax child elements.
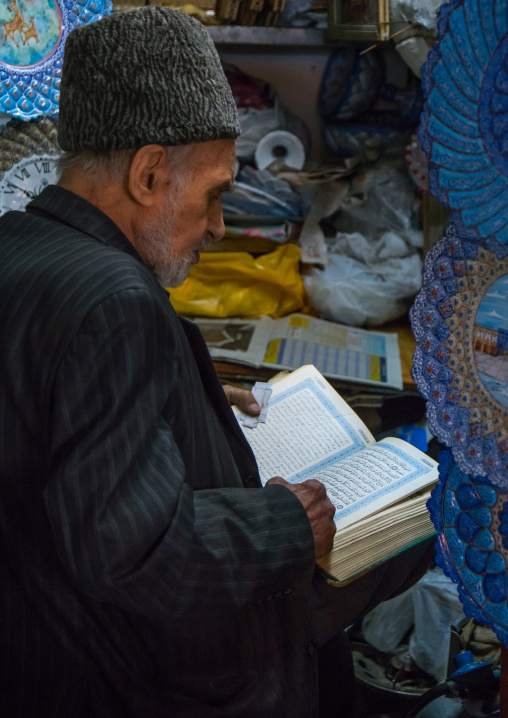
<box><xmin>0</xmin><ymin>115</ymin><xmax>60</xmax><ymax>214</ymax></box>
<box><xmin>0</xmin><ymin>0</ymin><xmax>111</xmax><ymax>119</ymax></box>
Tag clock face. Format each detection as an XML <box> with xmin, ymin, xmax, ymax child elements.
<box><xmin>0</xmin><ymin>155</ymin><xmax>58</xmax><ymax>214</ymax></box>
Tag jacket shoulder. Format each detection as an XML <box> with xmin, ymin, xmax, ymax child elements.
<box><xmin>0</xmin><ymin>208</ymin><xmax>165</xmax><ymax>308</ymax></box>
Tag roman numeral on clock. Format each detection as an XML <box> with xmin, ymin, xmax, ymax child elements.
<box><xmin>35</xmin><ymin>161</ymin><xmax>51</xmax><ymax>174</ymax></box>
<box><xmin>14</xmin><ymin>167</ymin><xmax>30</xmax><ymax>181</ymax></box>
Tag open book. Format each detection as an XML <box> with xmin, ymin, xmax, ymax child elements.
<box><xmin>233</xmin><ymin>365</ymin><xmax>437</xmax><ymax>585</ymax></box>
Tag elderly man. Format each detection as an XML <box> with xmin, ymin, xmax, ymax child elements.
<box><xmin>0</xmin><ymin>7</ymin><xmax>433</xmax><ymax>717</ymax></box>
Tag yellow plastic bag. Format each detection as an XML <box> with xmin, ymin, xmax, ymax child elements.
<box><xmin>169</xmin><ymin>244</ymin><xmax>304</xmax><ymax>318</ymax></box>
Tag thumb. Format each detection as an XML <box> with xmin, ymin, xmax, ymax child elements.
<box><xmin>265</xmin><ymin>476</ymin><xmax>289</xmax><ymax>487</ymax></box>
<box><xmin>223</xmin><ymin>385</ymin><xmax>260</xmax><ymax>415</ymax></box>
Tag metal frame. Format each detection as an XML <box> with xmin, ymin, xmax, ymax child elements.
<box><xmin>327</xmin><ymin>0</ymin><xmax>390</xmax><ymax>42</ymax></box>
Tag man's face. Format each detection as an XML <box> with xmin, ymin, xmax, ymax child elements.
<box><xmin>135</xmin><ymin>139</ymin><xmax>235</xmax><ymax>287</ymax></box>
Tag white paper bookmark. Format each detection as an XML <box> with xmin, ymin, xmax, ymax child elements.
<box><xmin>240</xmin><ymin>382</ymin><xmax>272</xmax><ymax>429</ymax></box>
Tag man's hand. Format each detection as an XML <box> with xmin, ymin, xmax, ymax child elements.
<box><xmin>222</xmin><ymin>384</ymin><xmax>260</xmax><ymax>416</ymax></box>
<box><xmin>265</xmin><ymin>477</ymin><xmax>336</xmax><ymax>559</ymax></box>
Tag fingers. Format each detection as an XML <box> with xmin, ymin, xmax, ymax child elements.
<box><xmin>265</xmin><ymin>476</ymin><xmax>288</xmax><ymax>487</ymax></box>
<box><xmin>292</xmin><ymin>481</ymin><xmax>336</xmax><ymax>558</ymax></box>
<box><xmin>222</xmin><ymin>384</ymin><xmax>260</xmax><ymax>415</ymax></box>
<box><xmin>299</xmin><ymin>479</ymin><xmax>328</xmax><ymax>499</ymax></box>
<box><xmin>310</xmin><ymin>495</ymin><xmax>336</xmax><ymax>559</ymax></box>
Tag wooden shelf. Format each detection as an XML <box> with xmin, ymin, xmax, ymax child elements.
<box><xmin>206</xmin><ymin>25</ymin><xmax>331</xmax><ymax>47</ymax></box>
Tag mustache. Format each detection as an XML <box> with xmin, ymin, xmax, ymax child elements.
<box><xmin>195</xmin><ymin>233</ymin><xmax>214</xmax><ymax>252</ymax></box>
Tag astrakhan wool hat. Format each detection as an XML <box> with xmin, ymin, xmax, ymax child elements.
<box><xmin>58</xmin><ymin>6</ymin><xmax>241</xmax><ymax>151</ymax></box>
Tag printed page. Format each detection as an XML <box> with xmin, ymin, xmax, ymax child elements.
<box><xmin>333</xmin><ymin>488</ymin><xmax>433</xmax><ymax>543</ymax></box>
<box><xmin>261</xmin><ymin>314</ymin><xmax>403</xmax><ymax>390</ymax></box>
<box><xmin>190</xmin><ymin>316</ymin><xmax>273</xmax><ymax>366</ymax></box>
<box><xmin>234</xmin><ymin>365</ymin><xmax>375</xmax><ymax>484</ymax></box>
<box><xmin>193</xmin><ymin>313</ymin><xmax>403</xmax><ymax>390</ymax></box>
<box><xmin>321</xmin><ymin>518</ymin><xmax>435</xmax><ymax>585</ymax></box>
<box><xmin>312</xmin><ymin>436</ymin><xmax>438</xmax><ymax>531</ymax></box>
<box><xmin>318</xmin><ymin>488</ymin><xmax>436</xmax><ymax>584</ymax></box>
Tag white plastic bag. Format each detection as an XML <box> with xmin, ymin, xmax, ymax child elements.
<box><xmin>389</xmin><ymin>0</ymin><xmax>442</xmax><ymax>32</ymax></box>
<box><xmin>408</xmin><ymin>569</ymin><xmax>465</xmax><ymax>682</ymax></box>
<box><xmin>235</xmin><ymin>106</ymin><xmax>281</xmax><ymax>163</ymax></box>
<box><xmin>361</xmin><ymin>586</ymin><xmax>416</xmax><ymax>653</ymax></box>
<box><xmin>362</xmin><ymin>567</ymin><xmax>465</xmax><ymax>682</ymax></box>
<box><xmin>303</xmin><ymin>231</ymin><xmax>422</xmax><ymax>327</ymax></box>
<box><xmin>235</xmin><ymin>100</ymin><xmax>310</xmax><ymax>165</ymax></box>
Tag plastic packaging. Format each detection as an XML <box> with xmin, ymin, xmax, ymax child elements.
<box><xmin>389</xmin><ymin>0</ymin><xmax>442</xmax><ymax>32</ymax></box>
<box><xmin>335</xmin><ymin>164</ymin><xmax>420</xmax><ymax>238</ymax></box>
<box><xmin>169</xmin><ymin>244</ymin><xmax>304</xmax><ymax>319</ymax></box>
<box><xmin>303</xmin><ymin>231</ymin><xmax>422</xmax><ymax>327</ymax></box>
<box><xmin>222</xmin><ymin>165</ymin><xmax>307</xmax><ymax>218</ymax></box>
<box><xmin>303</xmin><ymin>164</ymin><xmax>423</xmax><ymax>327</ymax></box>
<box><xmin>362</xmin><ymin>567</ymin><xmax>465</xmax><ymax>683</ymax></box>
<box><xmin>235</xmin><ymin>106</ymin><xmax>282</xmax><ymax>164</ymax></box>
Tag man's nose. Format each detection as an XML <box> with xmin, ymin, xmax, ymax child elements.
<box><xmin>208</xmin><ymin>205</ymin><xmax>225</xmax><ymax>242</ymax></box>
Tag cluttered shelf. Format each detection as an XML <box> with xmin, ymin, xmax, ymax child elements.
<box><xmin>165</xmin><ymin>3</ymin><xmax>442</xmax><ymax>426</ymax></box>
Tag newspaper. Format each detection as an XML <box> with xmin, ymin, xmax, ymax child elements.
<box><xmin>192</xmin><ymin>313</ymin><xmax>403</xmax><ymax>390</ymax></box>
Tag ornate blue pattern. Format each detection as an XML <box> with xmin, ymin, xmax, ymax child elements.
<box><xmin>0</xmin><ymin>0</ymin><xmax>111</xmax><ymax>120</ymax></box>
<box><xmin>428</xmin><ymin>449</ymin><xmax>508</xmax><ymax>646</ymax></box>
<box><xmin>410</xmin><ymin>228</ymin><xmax>508</xmax><ymax>488</ymax></box>
<box><xmin>419</xmin><ymin>0</ymin><xmax>508</xmax><ymax>250</ymax></box>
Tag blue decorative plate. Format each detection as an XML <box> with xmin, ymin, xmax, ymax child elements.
<box><xmin>406</xmin><ymin>131</ymin><xmax>429</xmax><ymax>192</ymax></box>
<box><xmin>419</xmin><ymin>0</ymin><xmax>508</xmax><ymax>251</ymax></box>
<box><xmin>0</xmin><ymin>0</ymin><xmax>111</xmax><ymax>120</ymax></box>
<box><xmin>410</xmin><ymin>228</ymin><xmax>508</xmax><ymax>488</ymax></box>
<box><xmin>429</xmin><ymin>449</ymin><xmax>508</xmax><ymax>646</ymax></box>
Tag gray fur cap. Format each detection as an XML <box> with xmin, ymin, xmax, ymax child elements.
<box><xmin>58</xmin><ymin>6</ymin><xmax>241</xmax><ymax>151</ymax></box>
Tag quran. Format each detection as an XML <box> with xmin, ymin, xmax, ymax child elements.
<box><xmin>233</xmin><ymin>365</ymin><xmax>438</xmax><ymax>584</ymax></box>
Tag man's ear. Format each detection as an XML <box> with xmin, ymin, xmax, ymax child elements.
<box><xmin>128</xmin><ymin>145</ymin><xmax>168</xmax><ymax>207</ymax></box>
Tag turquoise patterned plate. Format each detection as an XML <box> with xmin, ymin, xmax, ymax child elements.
<box><xmin>419</xmin><ymin>0</ymin><xmax>508</xmax><ymax>250</ymax></box>
<box><xmin>0</xmin><ymin>0</ymin><xmax>111</xmax><ymax>119</ymax></box>
<box><xmin>429</xmin><ymin>449</ymin><xmax>508</xmax><ymax>646</ymax></box>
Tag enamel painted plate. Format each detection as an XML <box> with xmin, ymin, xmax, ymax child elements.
<box><xmin>411</xmin><ymin>229</ymin><xmax>508</xmax><ymax>488</ymax></box>
<box><xmin>429</xmin><ymin>449</ymin><xmax>508</xmax><ymax>645</ymax></box>
<box><xmin>419</xmin><ymin>0</ymin><xmax>508</xmax><ymax>251</ymax></box>
<box><xmin>0</xmin><ymin>0</ymin><xmax>111</xmax><ymax>119</ymax></box>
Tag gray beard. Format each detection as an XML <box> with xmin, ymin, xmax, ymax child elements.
<box><xmin>134</xmin><ymin>200</ymin><xmax>210</xmax><ymax>288</ymax></box>
<box><xmin>152</xmin><ymin>248</ymin><xmax>194</xmax><ymax>289</ymax></box>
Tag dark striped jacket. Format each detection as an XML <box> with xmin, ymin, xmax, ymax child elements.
<box><xmin>0</xmin><ymin>185</ymin><xmax>328</xmax><ymax>717</ymax></box>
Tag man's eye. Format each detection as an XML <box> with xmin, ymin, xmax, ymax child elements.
<box><xmin>210</xmin><ymin>185</ymin><xmax>234</xmax><ymax>202</ymax></box>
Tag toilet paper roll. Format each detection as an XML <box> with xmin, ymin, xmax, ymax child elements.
<box><xmin>254</xmin><ymin>130</ymin><xmax>306</xmax><ymax>171</ymax></box>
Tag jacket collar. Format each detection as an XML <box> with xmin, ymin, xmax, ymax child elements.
<box><xmin>26</xmin><ymin>185</ymin><xmax>142</xmax><ymax>263</ymax></box>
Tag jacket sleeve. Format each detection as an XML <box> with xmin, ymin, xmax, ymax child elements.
<box><xmin>44</xmin><ymin>287</ymin><xmax>316</xmax><ymax>617</ymax></box>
